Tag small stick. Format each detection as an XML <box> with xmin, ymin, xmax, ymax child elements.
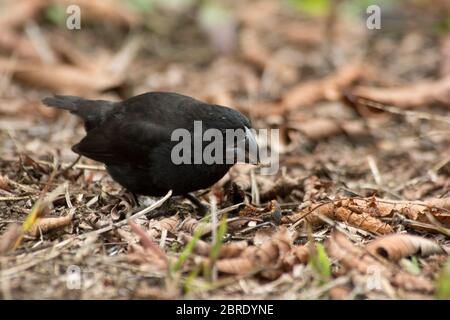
<box><xmin>367</xmin><ymin>155</ymin><xmax>383</xmax><ymax>186</ymax></box>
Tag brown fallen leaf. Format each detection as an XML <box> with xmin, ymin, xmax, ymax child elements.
<box><xmin>239</xmin><ymin>28</ymin><xmax>271</xmax><ymax>69</ymax></box>
<box><xmin>27</xmin><ymin>211</ymin><xmax>74</xmax><ymax>237</ymax></box>
<box><xmin>0</xmin><ymin>0</ymin><xmax>47</xmax><ymax>29</ymax></box>
<box><xmin>180</xmin><ymin>217</ymin><xmax>212</xmax><ymax>236</ymax></box>
<box><xmin>283</xmin><ymin>64</ymin><xmax>365</xmax><ymax>110</ymax></box>
<box><xmin>215</xmin><ymin>226</ymin><xmax>294</xmax><ymax>277</ymax></box>
<box><xmin>215</xmin><ymin>257</ymin><xmax>255</xmax><ymax>274</ymax></box>
<box><xmin>366</xmin><ymin>234</ymin><xmax>446</xmax><ymax>261</ymax></box>
<box><xmin>426</xmin><ymin>198</ymin><xmax>450</xmax><ymax>210</ymax></box>
<box><xmin>327</xmin><ymin>230</ymin><xmax>388</xmax><ymax>274</ymax></box>
<box><xmin>283</xmin><ymin>200</ymin><xmax>393</xmax><ymax>234</ymax></box>
<box><xmin>0</xmin><ymin>28</ymin><xmax>40</xmax><ymax>60</ymax></box>
<box><xmin>334</xmin><ymin>207</ymin><xmax>393</xmax><ymax>235</ymax></box>
<box><xmin>291</xmin><ymin>117</ymin><xmax>367</xmax><ymax>141</ymax></box>
<box><xmin>327</xmin><ymin>231</ymin><xmax>435</xmax><ymax>294</ymax></box>
<box><xmin>248</xmin><ymin>64</ymin><xmax>367</xmax><ymax>118</ymax></box>
<box><xmin>282</xmin><ymin>245</ymin><xmax>310</xmax><ymax>270</ymax></box>
<box><xmin>364</xmin><ymin>198</ymin><xmax>450</xmax><ymax>227</ymax></box>
<box><xmin>285</xmin><ymin>197</ymin><xmax>450</xmax><ymax>233</ymax></box>
<box><xmin>0</xmin><ymin>58</ymin><xmax>123</xmax><ymax>94</ymax></box>
<box><xmin>350</xmin><ymin>75</ymin><xmax>450</xmax><ymax>108</ymax></box>
<box><xmin>148</xmin><ymin>214</ymin><xmax>181</xmax><ymax>239</ymax></box>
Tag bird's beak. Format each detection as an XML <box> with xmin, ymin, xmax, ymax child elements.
<box><xmin>244</xmin><ymin>126</ymin><xmax>260</xmax><ymax>164</ymax></box>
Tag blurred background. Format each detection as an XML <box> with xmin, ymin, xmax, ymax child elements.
<box><xmin>0</xmin><ymin>0</ymin><xmax>449</xmax><ymax>157</ymax></box>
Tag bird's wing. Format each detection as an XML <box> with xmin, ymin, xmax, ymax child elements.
<box><xmin>72</xmin><ymin>118</ymin><xmax>169</xmax><ymax>165</ymax></box>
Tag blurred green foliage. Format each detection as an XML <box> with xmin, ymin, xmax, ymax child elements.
<box><xmin>309</xmin><ymin>243</ymin><xmax>332</xmax><ymax>283</ymax></box>
<box><xmin>45</xmin><ymin>4</ymin><xmax>66</xmax><ymax>26</ymax></box>
<box><xmin>124</xmin><ymin>0</ymin><xmax>154</xmax><ymax>12</ymax></box>
<box><xmin>198</xmin><ymin>1</ymin><xmax>231</xmax><ymax>27</ymax></box>
<box><xmin>287</xmin><ymin>0</ymin><xmax>330</xmax><ymax>16</ymax></box>
<box><xmin>286</xmin><ymin>0</ymin><xmax>398</xmax><ymax>17</ymax></box>
<box><xmin>436</xmin><ymin>258</ymin><xmax>450</xmax><ymax>299</ymax></box>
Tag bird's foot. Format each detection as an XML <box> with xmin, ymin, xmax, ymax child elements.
<box><xmin>185</xmin><ymin>193</ymin><xmax>209</xmax><ymax>216</ymax></box>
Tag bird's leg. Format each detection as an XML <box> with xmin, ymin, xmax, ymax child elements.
<box><xmin>185</xmin><ymin>193</ymin><xmax>209</xmax><ymax>216</ymax></box>
<box><xmin>132</xmin><ymin>193</ymin><xmax>141</xmax><ymax>207</ymax></box>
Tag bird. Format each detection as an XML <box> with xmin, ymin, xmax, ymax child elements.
<box><xmin>42</xmin><ymin>92</ymin><xmax>259</xmax><ymax>200</ymax></box>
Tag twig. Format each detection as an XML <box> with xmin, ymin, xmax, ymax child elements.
<box><xmin>367</xmin><ymin>155</ymin><xmax>383</xmax><ymax>186</ymax></box>
<box><xmin>78</xmin><ymin>190</ymin><xmax>172</xmax><ymax>239</ymax></box>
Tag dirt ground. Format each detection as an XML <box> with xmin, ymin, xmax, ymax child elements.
<box><xmin>0</xmin><ymin>0</ymin><xmax>449</xmax><ymax>299</ymax></box>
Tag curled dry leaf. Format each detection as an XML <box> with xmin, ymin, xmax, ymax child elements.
<box><xmin>284</xmin><ymin>200</ymin><xmax>393</xmax><ymax>234</ymax></box>
<box><xmin>285</xmin><ymin>197</ymin><xmax>450</xmax><ymax>234</ymax></box>
<box><xmin>27</xmin><ymin>211</ymin><xmax>74</xmax><ymax>237</ymax></box>
<box><xmin>215</xmin><ymin>257</ymin><xmax>255</xmax><ymax>274</ymax></box>
<box><xmin>215</xmin><ymin>226</ymin><xmax>294</xmax><ymax>277</ymax></box>
<box><xmin>363</xmin><ymin>198</ymin><xmax>450</xmax><ymax>227</ymax></box>
<box><xmin>148</xmin><ymin>214</ymin><xmax>180</xmax><ymax>239</ymax></box>
<box><xmin>327</xmin><ymin>230</ymin><xmax>385</xmax><ymax>274</ymax></box>
<box><xmin>334</xmin><ymin>207</ymin><xmax>393</xmax><ymax>235</ymax></box>
<box><xmin>180</xmin><ymin>217</ymin><xmax>212</xmax><ymax>236</ymax></box>
<box><xmin>327</xmin><ymin>231</ymin><xmax>436</xmax><ymax>293</ymax></box>
<box><xmin>366</xmin><ymin>234</ymin><xmax>446</xmax><ymax>261</ymax></box>
<box><xmin>350</xmin><ymin>75</ymin><xmax>450</xmax><ymax>108</ymax></box>
<box><xmin>281</xmin><ymin>245</ymin><xmax>310</xmax><ymax>270</ymax></box>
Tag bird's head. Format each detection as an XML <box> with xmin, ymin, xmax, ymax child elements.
<box><xmin>219</xmin><ymin>108</ymin><xmax>260</xmax><ymax>165</ymax></box>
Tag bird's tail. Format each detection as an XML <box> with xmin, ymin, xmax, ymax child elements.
<box><xmin>42</xmin><ymin>95</ymin><xmax>115</xmax><ymax>130</ymax></box>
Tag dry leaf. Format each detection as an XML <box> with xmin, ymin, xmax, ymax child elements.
<box><xmin>148</xmin><ymin>214</ymin><xmax>180</xmax><ymax>239</ymax></box>
<box><xmin>366</xmin><ymin>234</ymin><xmax>446</xmax><ymax>261</ymax></box>
<box><xmin>351</xmin><ymin>75</ymin><xmax>450</xmax><ymax>108</ymax></box>
<box><xmin>216</xmin><ymin>226</ymin><xmax>294</xmax><ymax>277</ymax></box>
<box><xmin>283</xmin><ymin>64</ymin><xmax>364</xmax><ymax>109</ymax></box>
<box><xmin>327</xmin><ymin>231</ymin><xmax>436</xmax><ymax>293</ymax></box>
<box><xmin>0</xmin><ymin>58</ymin><xmax>123</xmax><ymax>94</ymax></box>
<box><xmin>27</xmin><ymin>212</ymin><xmax>74</xmax><ymax>237</ymax></box>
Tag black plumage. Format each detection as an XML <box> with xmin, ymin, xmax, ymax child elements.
<box><xmin>42</xmin><ymin>92</ymin><xmax>255</xmax><ymax>196</ymax></box>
